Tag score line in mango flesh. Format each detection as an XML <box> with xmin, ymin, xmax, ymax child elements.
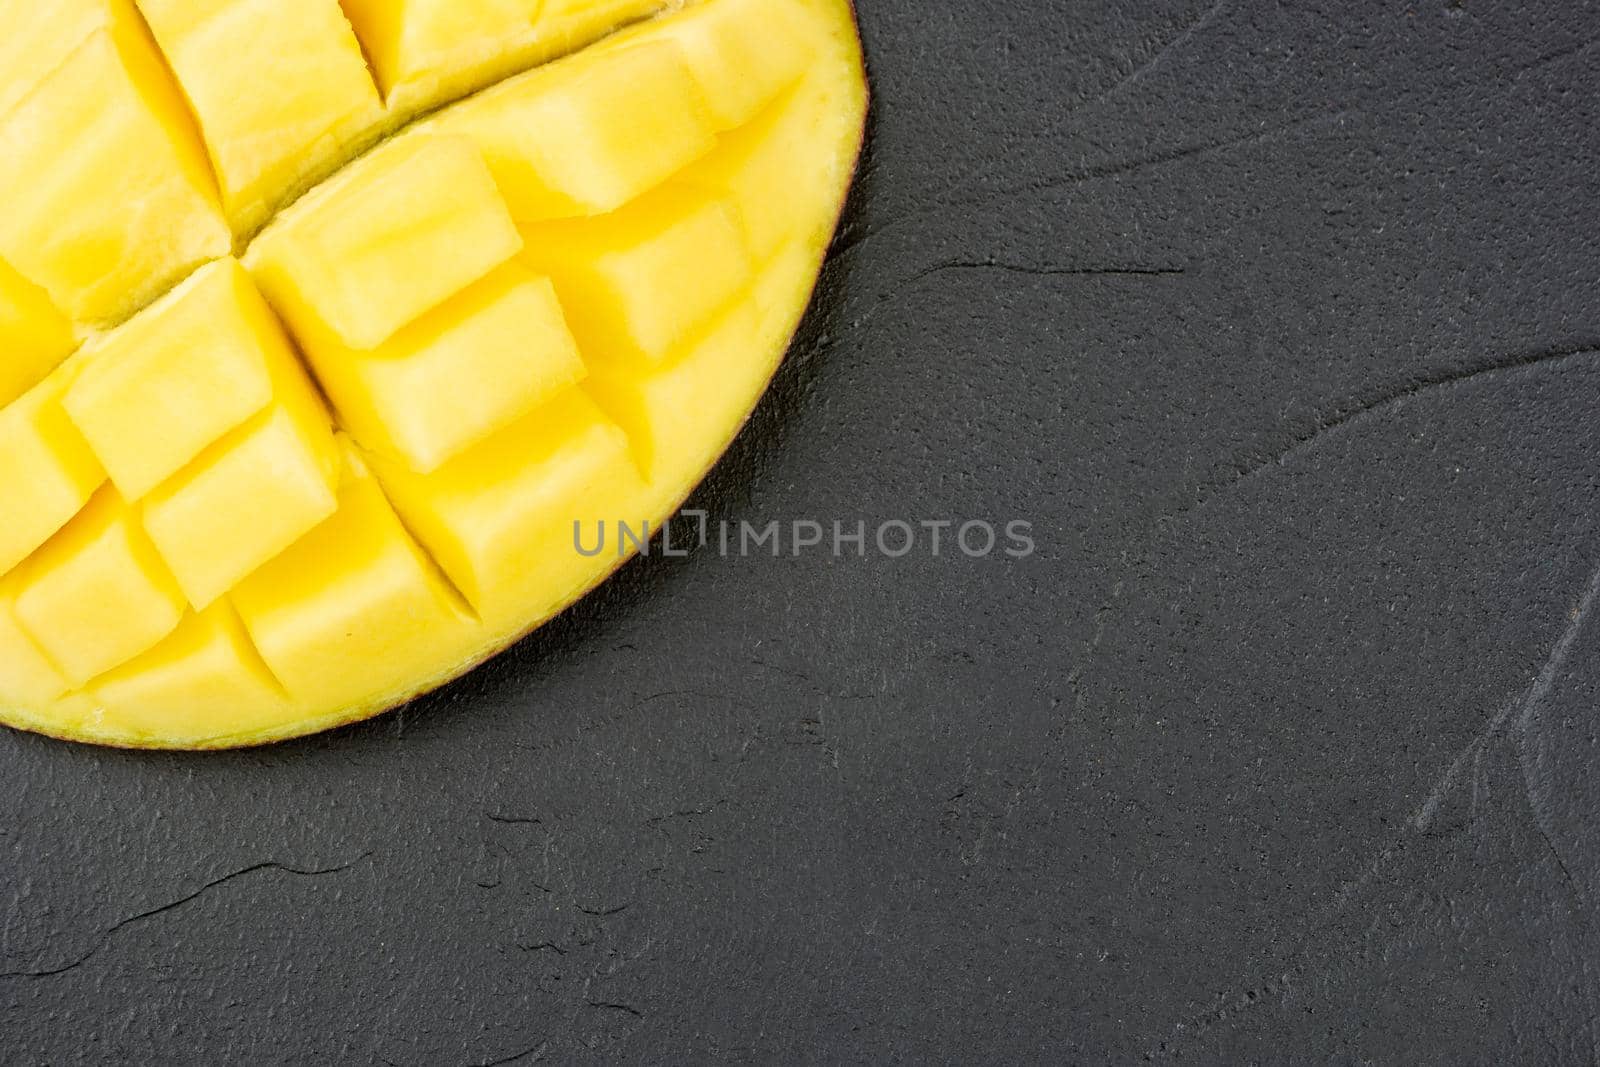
<box><xmin>0</xmin><ymin>0</ymin><xmax>868</xmax><ymax>749</ymax></box>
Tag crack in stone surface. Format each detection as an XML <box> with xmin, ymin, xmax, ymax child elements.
<box><xmin>1178</xmin><ymin>340</ymin><xmax>1600</xmax><ymax>521</ymax></box>
<box><xmin>0</xmin><ymin>853</ymin><xmax>368</xmax><ymax>981</ymax></box>
<box><xmin>827</xmin><ymin>0</ymin><xmax>1238</xmax><ymax>260</ymax></box>
<box><xmin>487</xmin><ymin>812</ymin><xmax>546</xmax><ymax>827</ymax></box>
<box><xmin>472</xmin><ymin>1039</ymin><xmax>550</xmax><ymax>1066</ymax></box>
<box><xmin>587</xmin><ymin>1000</ymin><xmax>644</xmax><ymax>1018</ymax></box>
<box><xmin>1100</xmin><ymin>0</ymin><xmax>1230</xmax><ymax>104</ymax></box>
<box><xmin>577</xmin><ymin>902</ymin><xmax>631</xmax><ymax>918</ymax></box>
<box><xmin>1513</xmin><ymin>30</ymin><xmax>1600</xmax><ymax>79</ymax></box>
<box><xmin>901</xmin><ymin>260</ymin><xmax>1187</xmax><ymax>286</ymax></box>
<box><xmin>1146</xmin><ymin>551</ymin><xmax>1600</xmax><ymax>1061</ymax></box>
<box><xmin>796</xmin><ymin>255</ymin><xmax>1186</xmax><ymax>364</ymax></box>
<box><xmin>827</xmin><ymin>109</ymin><xmax>1349</xmax><ymax>264</ymax></box>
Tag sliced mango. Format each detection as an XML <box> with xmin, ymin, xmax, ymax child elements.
<box><xmin>680</xmin><ymin>85</ymin><xmax>827</xmax><ymax>261</ymax></box>
<box><xmin>0</xmin><ymin>0</ymin><xmax>868</xmax><ymax>748</ymax></box>
<box><xmin>586</xmin><ymin>300</ymin><xmax>765</xmax><ymax>482</ymax></box>
<box><xmin>0</xmin><ymin>21</ymin><xmax>230</xmax><ymax>325</ymax></box>
<box><xmin>539</xmin><ymin>0</ymin><xmax>667</xmax><ymax>42</ymax></box>
<box><xmin>340</xmin><ymin>0</ymin><xmax>672</xmax><ymax>117</ymax></box>
<box><xmin>249</xmin><ymin>134</ymin><xmax>523</xmax><ymax>350</ymax></box>
<box><xmin>0</xmin><ymin>582</ymin><xmax>73</xmax><ymax>707</ymax></box>
<box><xmin>0</xmin><ymin>257</ymin><xmax>76</xmax><ymax>409</ymax></box>
<box><xmin>12</xmin><ymin>488</ymin><xmax>188</xmax><ymax>687</ymax></box>
<box><xmin>433</xmin><ymin>38</ymin><xmax>718</xmax><ymax>222</ymax></box>
<box><xmin>231</xmin><ymin>446</ymin><xmax>476</xmax><ymax>712</ymax></box>
<box><xmin>367</xmin><ymin>390</ymin><xmax>645</xmax><ymax>617</ymax></box>
<box><xmin>664</xmin><ymin>0</ymin><xmax>814</xmax><ymax>128</ymax></box>
<box><xmin>91</xmin><ymin>605</ymin><xmax>290</xmax><ymax>741</ymax></box>
<box><xmin>519</xmin><ymin>183</ymin><xmax>755</xmax><ymax>365</ymax></box>
<box><xmin>0</xmin><ymin>366</ymin><xmax>106</xmax><ymax>576</ymax></box>
<box><xmin>137</xmin><ymin>0</ymin><xmax>386</xmax><ymax>232</ymax></box>
<box><xmin>140</xmin><ymin>338</ymin><xmax>340</xmax><ymax>610</ymax></box>
<box><xmin>299</xmin><ymin>262</ymin><xmax>587</xmax><ymax>473</ymax></box>
<box><xmin>64</xmin><ymin>259</ymin><xmax>289</xmax><ymax>501</ymax></box>
<box><xmin>337</xmin><ymin>0</ymin><xmax>541</xmax><ymax>99</ymax></box>
<box><xmin>143</xmin><ymin>412</ymin><xmax>335</xmax><ymax>610</ymax></box>
<box><xmin>0</xmin><ymin>0</ymin><xmax>143</xmax><ymax>118</ymax></box>
<box><xmin>603</xmin><ymin>0</ymin><xmax>815</xmax><ymax>129</ymax></box>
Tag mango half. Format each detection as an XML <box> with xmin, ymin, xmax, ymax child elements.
<box><xmin>0</xmin><ymin>0</ymin><xmax>867</xmax><ymax>748</ymax></box>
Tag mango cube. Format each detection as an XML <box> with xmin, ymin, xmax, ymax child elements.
<box><xmin>0</xmin><ymin>0</ymin><xmax>870</xmax><ymax>748</ymax></box>
<box><xmin>64</xmin><ymin>259</ymin><xmax>291</xmax><ymax>501</ymax></box>
<box><xmin>369</xmin><ymin>390</ymin><xmax>644</xmax><ymax>614</ymax></box>
<box><xmin>0</xmin><ymin>0</ymin><xmax>140</xmax><ymax>118</ymax></box>
<box><xmin>303</xmin><ymin>262</ymin><xmax>587</xmax><ymax>473</ymax></box>
<box><xmin>90</xmin><ymin>605</ymin><xmax>289</xmax><ymax>739</ymax></box>
<box><xmin>438</xmin><ymin>39</ymin><xmax>717</xmax><ymax>222</ymax></box>
<box><xmin>341</xmin><ymin>0</ymin><xmax>676</xmax><ymax>120</ymax></box>
<box><xmin>137</xmin><ymin>0</ymin><xmax>385</xmax><ymax>231</ymax></box>
<box><xmin>586</xmin><ymin>301</ymin><xmax>765</xmax><ymax>482</ymax></box>
<box><xmin>0</xmin><ymin>257</ymin><xmax>76</xmax><ymax>408</ymax></box>
<box><xmin>0</xmin><ymin>367</ymin><xmax>106</xmax><ymax>576</ymax></box>
<box><xmin>337</xmin><ymin>0</ymin><xmax>540</xmax><ymax>98</ymax></box>
<box><xmin>641</xmin><ymin>0</ymin><xmax>814</xmax><ymax>130</ymax></box>
<box><xmin>680</xmin><ymin>87</ymin><xmax>823</xmax><ymax>260</ymax></box>
<box><xmin>0</xmin><ymin>582</ymin><xmax>72</xmax><ymax>706</ymax></box>
<box><xmin>250</xmin><ymin>134</ymin><xmax>523</xmax><ymax>350</ymax></box>
<box><xmin>539</xmin><ymin>0</ymin><xmax>665</xmax><ymax>39</ymax></box>
<box><xmin>13</xmin><ymin>488</ymin><xmax>187</xmax><ymax>686</ymax></box>
<box><xmin>232</xmin><ymin>447</ymin><xmax>474</xmax><ymax>709</ymax></box>
<box><xmin>0</xmin><ymin>26</ymin><xmax>230</xmax><ymax>324</ymax></box>
<box><xmin>141</xmin><ymin>386</ymin><xmax>340</xmax><ymax>610</ymax></box>
<box><xmin>519</xmin><ymin>185</ymin><xmax>754</xmax><ymax>364</ymax></box>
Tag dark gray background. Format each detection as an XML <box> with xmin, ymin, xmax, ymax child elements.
<box><xmin>6</xmin><ymin>1</ymin><xmax>1600</xmax><ymax>1062</ymax></box>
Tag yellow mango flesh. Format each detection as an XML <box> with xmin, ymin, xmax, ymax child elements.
<box><xmin>367</xmin><ymin>389</ymin><xmax>647</xmax><ymax>616</ymax></box>
<box><xmin>433</xmin><ymin>38</ymin><xmax>720</xmax><ymax>222</ymax></box>
<box><xmin>297</xmin><ymin>262</ymin><xmax>588</xmax><ymax>474</ymax></box>
<box><xmin>12</xmin><ymin>487</ymin><xmax>190</xmax><ymax>688</ymax></box>
<box><xmin>0</xmin><ymin>257</ymin><xmax>77</xmax><ymax>409</ymax></box>
<box><xmin>64</xmin><ymin>259</ymin><xmax>285</xmax><ymax>500</ymax></box>
<box><xmin>250</xmin><ymin>133</ymin><xmax>526</xmax><ymax>351</ymax></box>
<box><xmin>0</xmin><ymin>364</ymin><xmax>107</xmax><ymax>577</ymax></box>
<box><xmin>136</xmin><ymin>0</ymin><xmax>387</xmax><ymax>233</ymax></box>
<box><xmin>340</xmin><ymin>0</ymin><xmax>669</xmax><ymax>118</ymax></box>
<box><xmin>0</xmin><ymin>0</ymin><xmax>866</xmax><ymax>749</ymax></box>
<box><xmin>338</xmin><ymin>0</ymin><xmax>542</xmax><ymax>98</ymax></box>
<box><xmin>0</xmin><ymin>20</ymin><xmax>232</xmax><ymax>325</ymax></box>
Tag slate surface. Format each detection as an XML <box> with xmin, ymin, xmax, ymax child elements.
<box><xmin>6</xmin><ymin>1</ymin><xmax>1600</xmax><ymax>1063</ymax></box>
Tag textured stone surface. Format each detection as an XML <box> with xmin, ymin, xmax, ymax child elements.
<box><xmin>5</xmin><ymin>0</ymin><xmax>1600</xmax><ymax>1061</ymax></box>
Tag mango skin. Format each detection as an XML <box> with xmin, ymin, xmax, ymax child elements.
<box><xmin>0</xmin><ymin>0</ymin><xmax>867</xmax><ymax>749</ymax></box>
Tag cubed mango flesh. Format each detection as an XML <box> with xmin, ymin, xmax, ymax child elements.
<box><xmin>368</xmin><ymin>389</ymin><xmax>645</xmax><ymax>615</ymax></box>
<box><xmin>64</xmin><ymin>259</ymin><xmax>287</xmax><ymax>501</ymax></box>
<box><xmin>12</xmin><ymin>488</ymin><xmax>189</xmax><ymax>687</ymax></box>
<box><xmin>0</xmin><ymin>257</ymin><xmax>76</xmax><ymax>409</ymax></box>
<box><xmin>433</xmin><ymin>39</ymin><xmax>718</xmax><ymax>222</ymax></box>
<box><xmin>0</xmin><ymin>581</ymin><xmax>73</xmax><ymax>707</ymax></box>
<box><xmin>298</xmin><ymin>262</ymin><xmax>587</xmax><ymax>473</ymax></box>
<box><xmin>519</xmin><ymin>184</ymin><xmax>755</xmax><ymax>365</ymax></box>
<box><xmin>230</xmin><ymin>445</ymin><xmax>477</xmax><ymax>712</ymax></box>
<box><xmin>0</xmin><ymin>365</ymin><xmax>106</xmax><ymax>576</ymax></box>
<box><xmin>137</xmin><ymin>0</ymin><xmax>387</xmax><ymax>232</ymax></box>
<box><xmin>249</xmin><ymin>134</ymin><xmax>524</xmax><ymax>350</ymax></box>
<box><xmin>0</xmin><ymin>0</ymin><xmax>867</xmax><ymax>748</ymax></box>
<box><xmin>0</xmin><ymin>22</ymin><xmax>231</xmax><ymax>325</ymax></box>
<box><xmin>90</xmin><ymin>605</ymin><xmax>290</xmax><ymax>740</ymax></box>
<box><xmin>0</xmin><ymin>0</ymin><xmax>145</xmax><ymax>118</ymax></box>
<box><xmin>141</xmin><ymin>402</ymin><xmax>340</xmax><ymax>610</ymax></box>
<box><xmin>338</xmin><ymin>0</ymin><xmax>542</xmax><ymax>98</ymax></box>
